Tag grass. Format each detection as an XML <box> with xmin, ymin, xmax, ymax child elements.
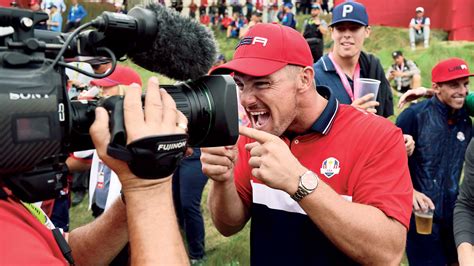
<box><xmin>68</xmin><ymin>8</ymin><xmax>473</xmax><ymax>265</ymax></box>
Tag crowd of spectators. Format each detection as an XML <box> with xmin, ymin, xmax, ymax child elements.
<box><xmin>168</xmin><ymin>0</ymin><xmax>332</xmax><ymax>40</ymax></box>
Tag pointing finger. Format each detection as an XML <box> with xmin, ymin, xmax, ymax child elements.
<box><xmin>239</xmin><ymin>126</ymin><xmax>276</xmax><ymax>144</ymax></box>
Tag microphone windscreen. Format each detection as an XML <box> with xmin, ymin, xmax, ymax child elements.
<box><xmin>129</xmin><ymin>3</ymin><xmax>217</xmax><ymax>81</ymax></box>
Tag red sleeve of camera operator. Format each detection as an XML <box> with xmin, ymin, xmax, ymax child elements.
<box><xmin>0</xmin><ymin>193</ymin><xmax>67</xmax><ymax>265</ymax></box>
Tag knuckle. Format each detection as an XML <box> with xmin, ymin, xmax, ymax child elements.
<box><xmin>89</xmin><ymin>124</ymin><xmax>98</xmax><ymax>135</ymax></box>
<box><xmin>201</xmin><ymin>165</ymin><xmax>212</xmax><ymax>174</ymax></box>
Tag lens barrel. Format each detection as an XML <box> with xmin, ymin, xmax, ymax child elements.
<box><xmin>69</xmin><ymin>75</ymin><xmax>238</xmax><ymax>150</ymax></box>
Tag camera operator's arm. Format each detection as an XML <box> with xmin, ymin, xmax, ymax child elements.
<box><xmin>92</xmin><ymin>77</ymin><xmax>188</xmax><ymax>265</ymax></box>
<box><xmin>68</xmin><ymin>198</ymin><xmax>128</xmax><ymax>265</ymax></box>
<box><xmin>65</xmin><ymin>156</ymin><xmax>91</xmax><ymax>173</ymax></box>
<box><xmin>68</xmin><ymin>77</ymin><xmax>188</xmax><ymax>265</ymax></box>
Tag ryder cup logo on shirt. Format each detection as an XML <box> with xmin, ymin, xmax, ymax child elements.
<box><xmin>320</xmin><ymin>157</ymin><xmax>341</xmax><ymax>178</ymax></box>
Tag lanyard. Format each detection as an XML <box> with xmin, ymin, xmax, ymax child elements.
<box><xmin>22</xmin><ymin>201</ymin><xmax>56</xmax><ymax>230</ymax></box>
<box><xmin>396</xmin><ymin>63</ymin><xmax>404</xmax><ymax>72</ymax></box>
<box><xmin>328</xmin><ymin>52</ymin><xmax>360</xmax><ymax>101</ymax></box>
<box><xmin>21</xmin><ymin>201</ymin><xmax>75</xmax><ymax>265</ymax></box>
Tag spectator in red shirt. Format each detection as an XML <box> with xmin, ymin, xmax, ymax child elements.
<box><xmin>199</xmin><ymin>0</ymin><xmax>208</xmax><ymax>15</ymax></box>
<box><xmin>189</xmin><ymin>0</ymin><xmax>198</xmax><ymax>19</ymax></box>
<box><xmin>200</xmin><ymin>12</ymin><xmax>211</xmax><ymax>26</ymax></box>
<box><xmin>220</xmin><ymin>11</ymin><xmax>232</xmax><ymax>31</ymax></box>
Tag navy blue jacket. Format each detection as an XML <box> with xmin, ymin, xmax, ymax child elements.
<box><xmin>396</xmin><ymin>97</ymin><xmax>472</xmax><ymax>223</ymax></box>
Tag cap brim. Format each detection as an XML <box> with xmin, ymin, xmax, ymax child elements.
<box><xmin>330</xmin><ymin>19</ymin><xmax>367</xmax><ymax>27</ymax></box>
<box><xmin>434</xmin><ymin>73</ymin><xmax>474</xmax><ymax>83</ymax></box>
<box><xmin>90</xmin><ymin>78</ymin><xmax>118</xmax><ymax>87</ymax></box>
<box><xmin>209</xmin><ymin>58</ymin><xmax>287</xmax><ymax>77</ymax></box>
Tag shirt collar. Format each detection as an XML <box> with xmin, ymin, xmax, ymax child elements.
<box><xmin>431</xmin><ymin>95</ymin><xmax>467</xmax><ymax>120</ymax></box>
<box><xmin>321</xmin><ymin>55</ymin><xmax>336</xmax><ymax>72</ymax></box>
<box><xmin>311</xmin><ymin>85</ymin><xmax>339</xmax><ymax>134</ymax></box>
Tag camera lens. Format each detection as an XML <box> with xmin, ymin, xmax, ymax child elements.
<box><xmin>162</xmin><ymin>75</ymin><xmax>239</xmax><ymax>147</ymax></box>
<box><xmin>69</xmin><ymin>75</ymin><xmax>239</xmax><ymax>151</ymax></box>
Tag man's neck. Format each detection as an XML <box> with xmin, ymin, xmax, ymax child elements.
<box><xmin>332</xmin><ymin>52</ymin><xmax>360</xmax><ymax>78</ymax></box>
<box><xmin>435</xmin><ymin>95</ymin><xmax>459</xmax><ymax>115</ymax></box>
<box><xmin>288</xmin><ymin>90</ymin><xmax>327</xmax><ymax>135</ymax></box>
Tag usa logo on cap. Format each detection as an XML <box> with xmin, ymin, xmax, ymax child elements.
<box><xmin>236</xmin><ymin>36</ymin><xmax>268</xmax><ymax>49</ymax></box>
<box><xmin>320</xmin><ymin>157</ymin><xmax>341</xmax><ymax>178</ymax></box>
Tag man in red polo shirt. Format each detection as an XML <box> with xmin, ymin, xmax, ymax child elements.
<box><xmin>203</xmin><ymin>23</ymin><xmax>413</xmax><ymax>265</ymax></box>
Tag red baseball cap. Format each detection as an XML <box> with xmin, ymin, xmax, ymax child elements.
<box><xmin>90</xmin><ymin>66</ymin><xmax>142</xmax><ymax>87</ymax></box>
<box><xmin>431</xmin><ymin>58</ymin><xmax>473</xmax><ymax>83</ymax></box>
<box><xmin>210</xmin><ymin>23</ymin><xmax>313</xmax><ymax>77</ymax></box>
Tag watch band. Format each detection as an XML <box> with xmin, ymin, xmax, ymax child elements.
<box><xmin>291</xmin><ymin>170</ymin><xmax>318</xmax><ymax>202</ymax></box>
<box><xmin>291</xmin><ymin>187</ymin><xmax>308</xmax><ymax>202</ymax></box>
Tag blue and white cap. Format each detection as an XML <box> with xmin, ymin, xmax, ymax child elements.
<box><xmin>330</xmin><ymin>1</ymin><xmax>369</xmax><ymax>26</ymax></box>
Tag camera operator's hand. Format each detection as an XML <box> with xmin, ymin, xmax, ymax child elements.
<box><xmin>90</xmin><ymin>77</ymin><xmax>187</xmax><ymax>191</ymax></box>
<box><xmin>89</xmin><ymin>77</ymin><xmax>189</xmax><ymax>264</ymax></box>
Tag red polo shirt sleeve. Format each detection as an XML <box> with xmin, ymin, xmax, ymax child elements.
<box><xmin>351</xmin><ymin>123</ymin><xmax>413</xmax><ymax>229</ymax></box>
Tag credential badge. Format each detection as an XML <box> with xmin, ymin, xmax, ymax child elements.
<box><xmin>457</xmin><ymin>131</ymin><xmax>465</xmax><ymax>142</ymax></box>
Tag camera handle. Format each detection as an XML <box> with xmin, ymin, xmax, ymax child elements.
<box><xmin>100</xmin><ymin>96</ymin><xmax>188</xmax><ymax>179</ymax></box>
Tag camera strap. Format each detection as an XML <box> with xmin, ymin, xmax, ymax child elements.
<box><xmin>107</xmin><ymin>134</ymin><xmax>188</xmax><ymax>179</ymax></box>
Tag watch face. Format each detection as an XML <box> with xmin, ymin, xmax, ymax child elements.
<box><xmin>301</xmin><ymin>172</ymin><xmax>318</xmax><ymax>190</ymax></box>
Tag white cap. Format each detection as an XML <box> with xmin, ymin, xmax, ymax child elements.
<box><xmin>114</xmin><ymin>0</ymin><xmax>123</xmax><ymax>7</ymax></box>
<box><xmin>416</xmin><ymin>7</ymin><xmax>424</xmax><ymax>12</ymax></box>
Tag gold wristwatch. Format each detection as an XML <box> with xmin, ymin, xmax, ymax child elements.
<box><xmin>291</xmin><ymin>170</ymin><xmax>319</xmax><ymax>202</ymax></box>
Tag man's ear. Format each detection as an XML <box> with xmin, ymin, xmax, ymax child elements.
<box><xmin>298</xmin><ymin>66</ymin><xmax>315</xmax><ymax>93</ymax></box>
<box><xmin>432</xmin><ymin>82</ymin><xmax>441</xmax><ymax>94</ymax></box>
<box><xmin>365</xmin><ymin>26</ymin><xmax>371</xmax><ymax>38</ymax></box>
